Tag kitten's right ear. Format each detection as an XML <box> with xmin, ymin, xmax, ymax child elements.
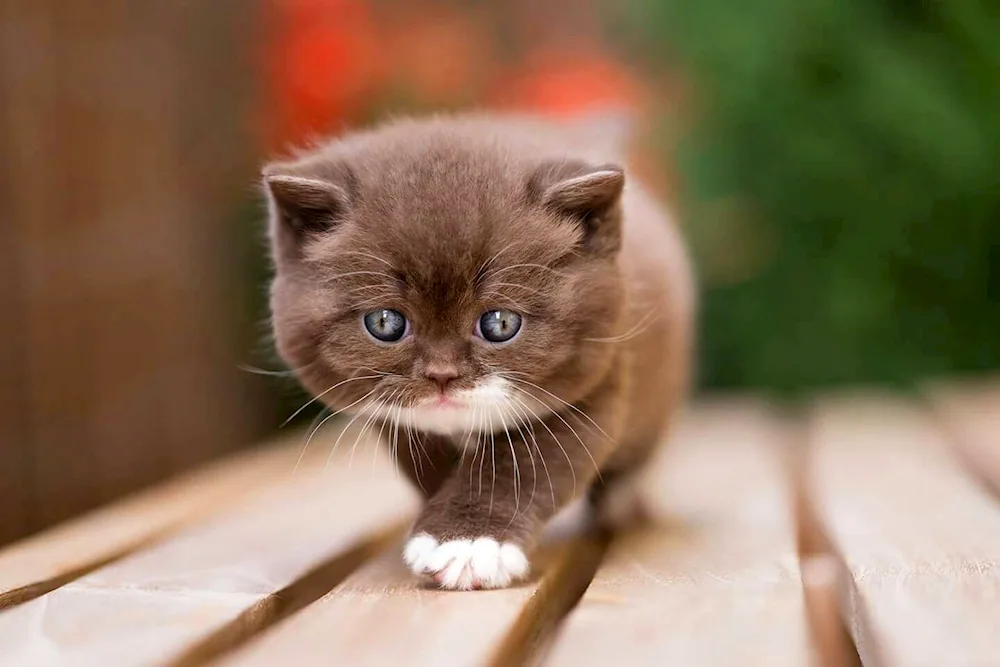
<box><xmin>262</xmin><ymin>165</ymin><xmax>352</xmax><ymax>259</ymax></box>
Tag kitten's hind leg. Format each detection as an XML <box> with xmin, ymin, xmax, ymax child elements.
<box><xmin>588</xmin><ymin>444</ymin><xmax>658</xmax><ymax>532</ymax></box>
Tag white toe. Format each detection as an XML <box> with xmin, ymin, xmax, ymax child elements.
<box><xmin>402</xmin><ymin>533</ymin><xmax>438</xmax><ymax>572</ymax></box>
<box><xmin>500</xmin><ymin>543</ymin><xmax>529</xmax><ymax>579</ymax></box>
<box><xmin>470</xmin><ymin>538</ymin><xmax>501</xmax><ymax>581</ymax></box>
<box><xmin>402</xmin><ymin>534</ymin><xmax>529</xmax><ymax>590</ymax></box>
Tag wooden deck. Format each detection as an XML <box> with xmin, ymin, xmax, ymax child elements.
<box><xmin>0</xmin><ymin>381</ymin><xmax>997</xmax><ymax>666</ymax></box>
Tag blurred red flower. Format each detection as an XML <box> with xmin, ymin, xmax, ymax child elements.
<box><xmin>491</xmin><ymin>50</ymin><xmax>646</xmax><ymax>116</ymax></box>
<box><xmin>266</xmin><ymin>0</ymin><xmax>385</xmax><ymax>149</ymax></box>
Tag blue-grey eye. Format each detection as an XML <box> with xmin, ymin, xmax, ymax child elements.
<box><xmin>477</xmin><ymin>310</ymin><xmax>522</xmax><ymax>343</ymax></box>
<box><xmin>363</xmin><ymin>309</ymin><xmax>408</xmax><ymax>342</ymax></box>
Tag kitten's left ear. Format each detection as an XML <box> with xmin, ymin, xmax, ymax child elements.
<box><xmin>532</xmin><ymin>161</ymin><xmax>625</xmax><ymax>256</ymax></box>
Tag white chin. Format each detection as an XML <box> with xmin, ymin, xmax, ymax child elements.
<box><xmin>355</xmin><ymin>376</ymin><xmax>551</xmax><ymax>440</ymax></box>
<box><xmin>396</xmin><ymin>405</ymin><xmax>492</xmax><ymax>436</ymax></box>
<box><xmin>391</xmin><ymin>377</ymin><xmax>546</xmax><ymax>439</ymax></box>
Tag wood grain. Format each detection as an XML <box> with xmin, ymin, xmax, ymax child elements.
<box><xmin>545</xmin><ymin>400</ymin><xmax>812</xmax><ymax>667</ymax></box>
<box><xmin>0</xmin><ymin>433</ymin><xmax>417</xmax><ymax>667</ymax></box>
<box><xmin>216</xmin><ymin>532</ymin><xmax>605</xmax><ymax>667</ymax></box>
<box><xmin>807</xmin><ymin>394</ymin><xmax>1000</xmax><ymax>666</ymax></box>
<box><xmin>0</xmin><ymin>439</ymin><xmax>301</xmax><ymax>608</ymax></box>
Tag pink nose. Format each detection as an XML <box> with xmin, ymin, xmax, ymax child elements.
<box><xmin>424</xmin><ymin>365</ymin><xmax>459</xmax><ymax>392</ymax></box>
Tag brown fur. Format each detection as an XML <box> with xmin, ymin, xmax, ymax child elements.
<box><xmin>263</xmin><ymin>113</ymin><xmax>694</xmax><ymax>577</ymax></box>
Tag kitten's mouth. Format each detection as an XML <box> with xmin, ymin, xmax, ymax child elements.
<box><xmin>432</xmin><ymin>395</ymin><xmax>463</xmax><ymax>409</ymax></box>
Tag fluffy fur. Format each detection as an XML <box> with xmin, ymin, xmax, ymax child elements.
<box><xmin>263</xmin><ymin>114</ymin><xmax>694</xmax><ymax>589</ymax></box>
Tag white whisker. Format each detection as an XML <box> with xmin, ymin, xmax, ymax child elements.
<box><xmin>498</xmin><ymin>404</ymin><xmax>521</xmax><ymax>521</ymax></box>
<box><xmin>502</xmin><ymin>398</ymin><xmax>540</xmax><ymax>512</ymax></box>
<box><xmin>508</xmin><ymin>390</ymin><xmax>576</xmax><ymax>502</ymax></box>
<box><xmin>584</xmin><ymin>309</ymin><xmax>659</xmax><ymax>344</ymax></box>
<box><xmin>283</xmin><ymin>374</ymin><xmax>382</xmax><ymax>427</ymax></box>
<box><xmin>506</xmin><ymin>376</ymin><xmax>614</xmax><ymax>443</ymax></box>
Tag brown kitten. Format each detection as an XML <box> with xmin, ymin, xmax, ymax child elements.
<box><xmin>263</xmin><ymin>113</ymin><xmax>694</xmax><ymax>590</ymax></box>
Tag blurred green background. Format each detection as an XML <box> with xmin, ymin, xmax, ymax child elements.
<box><xmin>638</xmin><ymin>0</ymin><xmax>1000</xmax><ymax>394</ymax></box>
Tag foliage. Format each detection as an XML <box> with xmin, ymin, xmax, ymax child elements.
<box><xmin>632</xmin><ymin>0</ymin><xmax>1000</xmax><ymax>393</ymax></box>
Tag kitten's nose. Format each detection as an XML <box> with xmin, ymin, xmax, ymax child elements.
<box><xmin>424</xmin><ymin>363</ymin><xmax>460</xmax><ymax>392</ymax></box>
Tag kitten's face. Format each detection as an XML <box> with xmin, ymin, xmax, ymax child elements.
<box><xmin>265</xmin><ymin>124</ymin><xmax>626</xmax><ymax>439</ymax></box>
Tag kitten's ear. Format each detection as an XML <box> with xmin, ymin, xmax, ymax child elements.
<box><xmin>532</xmin><ymin>161</ymin><xmax>626</xmax><ymax>255</ymax></box>
<box><xmin>262</xmin><ymin>164</ymin><xmax>353</xmax><ymax>260</ymax></box>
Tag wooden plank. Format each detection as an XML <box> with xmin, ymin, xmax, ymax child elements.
<box><xmin>0</xmin><ymin>434</ymin><xmax>418</xmax><ymax>667</ymax></box>
<box><xmin>546</xmin><ymin>400</ymin><xmax>812</xmax><ymax>667</ymax></box>
<box><xmin>807</xmin><ymin>395</ymin><xmax>1000</xmax><ymax>667</ymax></box>
<box><xmin>927</xmin><ymin>379</ymin><xmax>1000</xmax><ymax>494</ymax></box>
<box><xmin>0</xmin><ymin>438</ymin><xmax>301</xmax><ymax>608</ymax></box>
<box><xmin>216</xmin><ymin>534</ymin><xmax>605</xmax><ymax>667</ymax></box>
<box><xmin>215</xmin><ymin>520</ymin><xmax>605</xmax><ymax>667</ymax></box>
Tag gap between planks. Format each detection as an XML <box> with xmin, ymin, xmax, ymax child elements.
<box><xmin>804</xmin><ymin>391</ymin><xmax>1000</xmax><ymax>667</ymax></box>
<box><xmin>790</xmin><ymin>410</ymin><xmax>865</xmax><ymax>667</ymax></box>
<box><xmin>0</xmin><ymin>440</ymin><xmax>305</xmax><ymax>610</ymax></box>
<box><xmin>539</xmin><ymin>399</ymin><xmax>827</xmax><ymax>667</ymax></box>
<box><xmin>168</xmin><ymin>526</ymin><xmax>403</xmax><ymax>667</ymax></box>
<box><xmin>0</xmin><ymin>427</ymin><xmax>420</xmax><ymax>667</ymax></box>
<box><xmin>215</xmin><ymin>522</ymin><xmax>610</xmax><ymax>667</ymax></box>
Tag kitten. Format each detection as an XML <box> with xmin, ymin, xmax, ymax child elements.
<box><xmin>263</xmin><ymin>113</ymin><xmax>694</xmax><ymax>590</ymax></box>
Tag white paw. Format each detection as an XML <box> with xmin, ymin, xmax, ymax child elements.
<box><xmin>402</xmin><ymin>533</ymin><xmax>529</xmax><ymax>590</ymax></box>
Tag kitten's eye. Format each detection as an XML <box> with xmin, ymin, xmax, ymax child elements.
<box><xmin>363</xmin><ymin>309</ymin><xmax>408</xmax><ymax>342</ymax></box>
<box><xmin>477</xmin><ymin>310</ymin><xmax>522</xmax><ymax>343</ymax></box>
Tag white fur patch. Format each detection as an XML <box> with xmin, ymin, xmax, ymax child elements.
<box><xmin>363</xmin><ymin>375</ymin><xmax>551</xmax><ymax>439</ymax></box>
<box><xmin>402</xmin><ymin>533</ymin><xmax>529</xmax><ymax>590</ymax></box>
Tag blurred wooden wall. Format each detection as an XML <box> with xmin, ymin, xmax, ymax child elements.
<box><xmin>0</xmin><ymin>1</ymin><xmax>265</xmax><ymax>545</ymax></box>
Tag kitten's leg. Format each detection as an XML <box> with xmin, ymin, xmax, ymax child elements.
<box><xmin>402</xmin><ymin>410</ymin><xmax>616</xmax><ymax>590</ymax></box>
<box><xmin>394</xmin><ymin>432</ymin><xmax>460</xmax><ymax>499</ymax></box>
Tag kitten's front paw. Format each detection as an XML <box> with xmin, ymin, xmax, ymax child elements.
<box><xmin>403</xmin><ymin>533</ymin><xmax>529</xmax><ymax>590</ymax></box>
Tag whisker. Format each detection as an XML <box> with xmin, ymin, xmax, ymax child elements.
<box><xmin>507</xmin><ymin>390</ymin><xmax>576</xmax><ymax>501</ymax></box>
<box><xmin>503</xmin><ymin>398</ymin><xmax>539</xmax><ymax>512</ymax></box>
<box><xmin>351</xmin><ymin>295</ymin><xmax>401</xmax><ymax>310</ymax></box>
<box><xmin>518</xmin><ymin>386</ymin><xmax>602</xmax><ymax>482</ymax></box>
<box><xmin>391</xmin><ymin>398</ymin><xmax>403</xmax><ymax>481</ymax></box>
<box><xmin>346</xmin><ymin>391</ymin><xmax>391</xmax><ymax>471</ymax></box>
<box><xmin>477</xmin><ymin>400</ymin><xmax>488</xmax><ymax>499</ymax></box>
<box><xmin>292</xmin><ymin>406</ymin><xmax>331</xmax><ymax>474</ymax></box>
<box><xmin>321</xmin><ymin>389</ymin><xmax>379</xmax><ymax>472</ymax></box>
<box><xmin>322</xmin><ymin>269</ymin><xmax>397</xmax><ymax>284</ymax></box>
<box><xmin>488</xmin><ymin>408</ymin><xmax>497</xmax><ymax>519</ymax></box>
<box><xmin>282</xmin><ymin>374</ymin><xmax>382</xmax><ymax>427</ymax></box>
<box><xmin>506</xmin><ymin>377</ymin><xmax>614</xmax><ymax>443</ymax></box>
<box><xmin>485</xmin><ymin>262</ymin><xmax>569</xmax><ymax>280</ymax></box>
<box><xmin>487</xmin><ymin>282</ymin><xmax>545</xmax><ymax>297</ymax></box>
<box><xmin>475</xmin><ymin>240</ymin><xmax>522</xmax><ymax>286</ymax></box>
<box><xmin>341</xmin><ymin>250</ymin><xmax>396</xmax><ymax>269</ymax></box>
<box><xmin>372</xmin><ymin>390</ymin><xmax>400</xmax><ymax>474</ymax></box>
<box><xmin>238</xmin><ymin>364</ymin><xmax>301</xmax><ymax>378</ymax></box>
<box><xmin>497</xmin><ymin>403</ymin><xmax>521</xmax><ymax>521</ymax></box>
<box><xmin>583</xmin><ymin>310</ymin><xmax>659</xmax><ymax>344</ymax></box>
<box><xmin>300</xmin><ymin>387</ymin><xmax>380</xmax><ymax>472</ymax></box>
<box><xmin>480</xmin><ymin>293</ymin><xmax>528</xmax><ymax>313</ymax></box>
<box><xmin>342</xmin><ymin>284</ymin><xmax>396</xmax><ymax>296</ymax></box>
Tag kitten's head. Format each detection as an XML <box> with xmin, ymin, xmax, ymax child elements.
<box><xmin>263</xmin><ymin>119</ymin><xmax>626</xmax><ymax>437</ymax></box>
